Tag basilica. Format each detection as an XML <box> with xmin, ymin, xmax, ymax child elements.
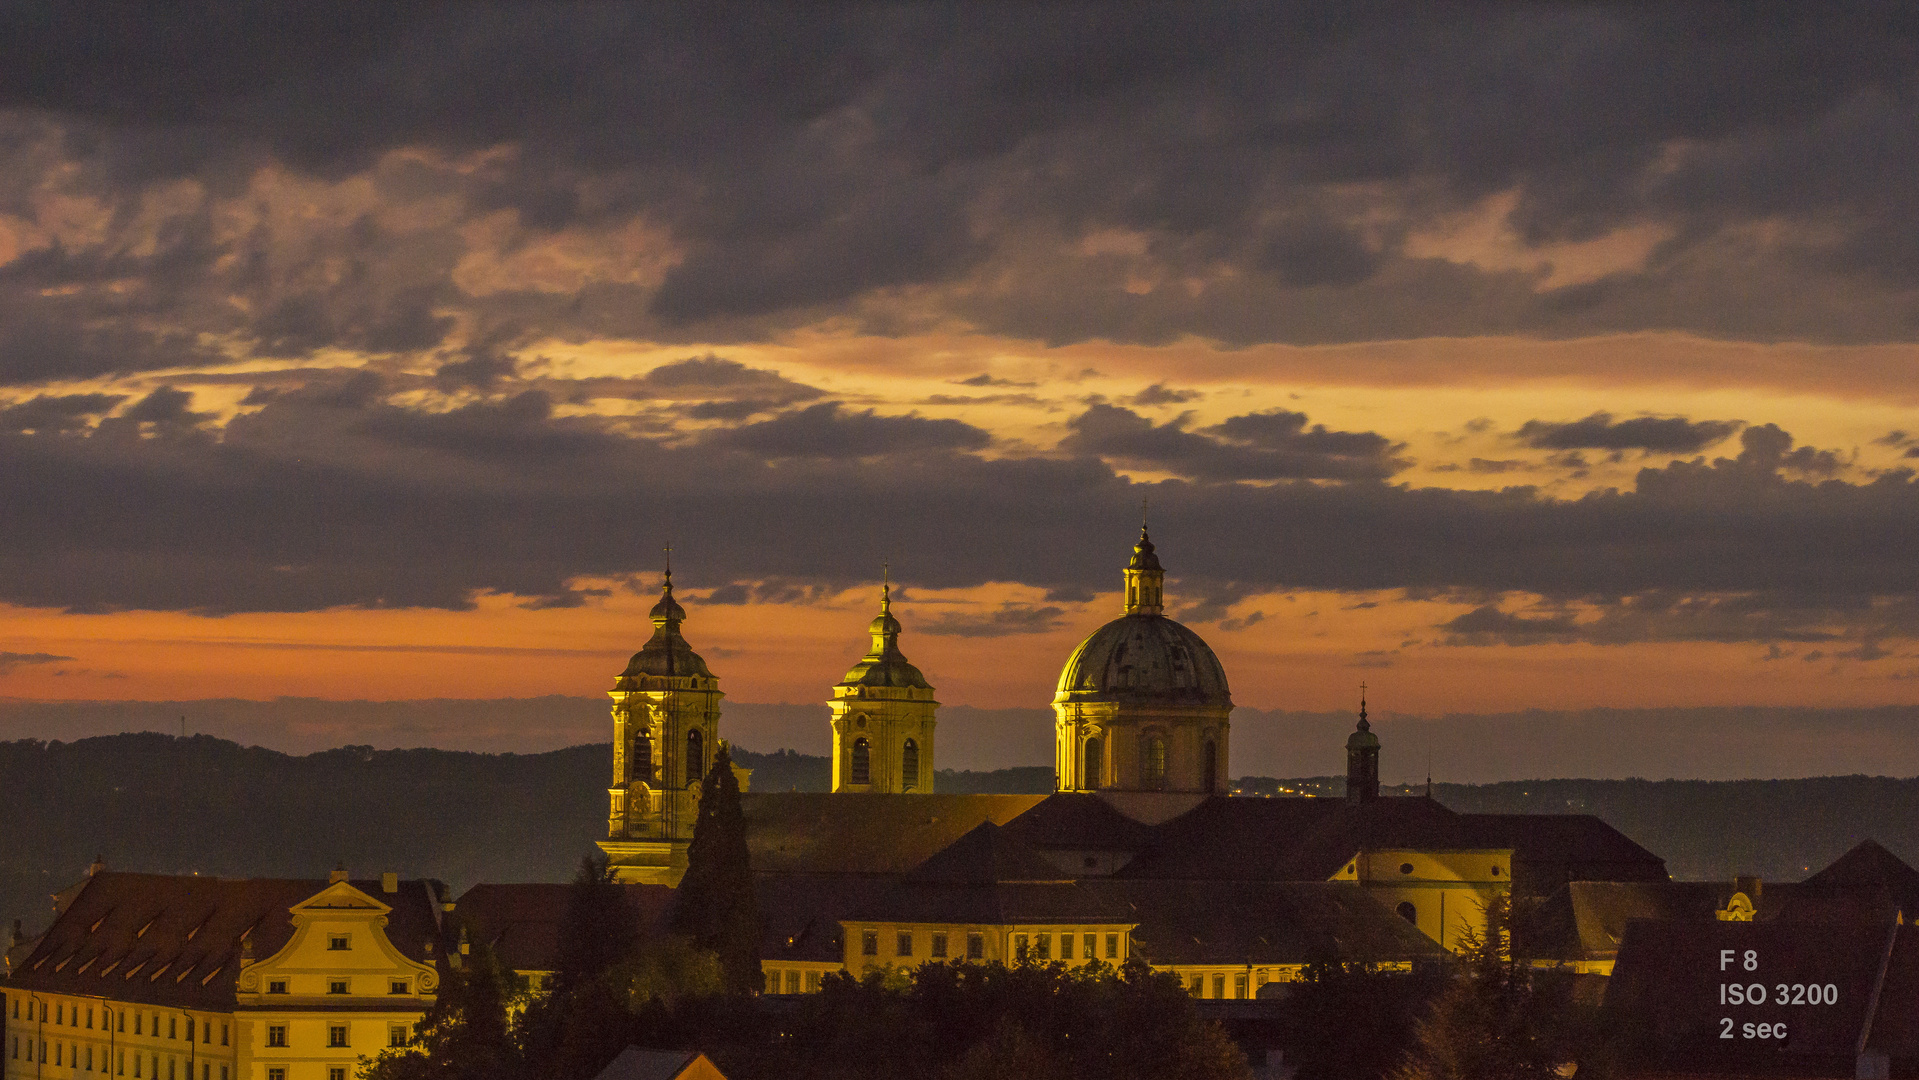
<box><xmin>589</xmin><ymin>528</ymin><xmax>1670</xmax><ymax>997</ymax></box>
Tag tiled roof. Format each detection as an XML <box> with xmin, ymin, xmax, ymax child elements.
<box><xmin>1454</xmin><ymin>813</ymin><xmax>1668</xmax><ymax>897</ymax></box>
<box><xmin>4</xmin><ymin>872</ymin><xmax>446</xmax><ymax>1010</ymax></box>
<box><xmin>999</xmin><ymin>793</ymin><xmax>1156</xmax><ymax>852</ymax></box>
<box><xmin>757</xmin><ymin>874</ymin><xmax>886</xmax><ymax>963</ymax></box>
<box><xmin>741</xmin><ymin>793</ymin><xmax>1046</xmax><ymax>874</ymax></box>
<box><xmin>1115</xmin><ymin>795</ymin><xmax>1473</xmax><ymax>881</ymax></box>
<box><xmin>454</xmin><ymin>883</ymin><xmax>675</xmax><ymax>974</ymax></box>
<box><xmin>1801</xmin><ymin>838</ymin><xmax>1919</xmax><ymax>914</ymax></box>
<box><xmin>905</xmin><ymin>823</ymin><xmax>1073</xmax><ymax>886</ymax></box>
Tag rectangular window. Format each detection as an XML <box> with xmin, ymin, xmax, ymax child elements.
<box><xmin>1059</xmin><ymin>933</ymin><xmax>1073</xmax><ymax>960</ymax></box>
<box><xmin>327</xmin><ymin>934</ymin><xmax>350</xmax><ymax>951</ymax></box>
<box><xmin>185</xmin><ymin>1019</ymin><xmax>193</xmax><ymax>1043</ymax></box>
<box><xmin>1106</xmin><ymin>933</ymin><xmax>1119</xmax><ymax>959</ymax></box>
<box><xmin>966</xmin><ymin>933</ymin><xmax>984</xmax><ymax>960</ymax></box>
<box><xmin>389</xmin><ymin>979</ymin><xmax>409</xmax><ymax>995</ymax></box>
<box><xmin>329</xmin><ymin>1069</ymin><xmax>347</xmax><ymax>1080</ymax></box>
<box><xmin>1035</xmin><ymin>933</ymin><xmax>1051</xmax><ymax>960</ymax></box>
<box><xmin>134</xmin><ymin>1051</ymin><xmax>141</xmax><ymax>1076</ymax></box>
<box><xmin>1234</xmin><ymin>974</ymin><xmax>1248</xmax><ymax>999</ymax></box>
<box><xmin>167</xmin><ymin>1018</ymin><xmax>176</xmax><ymax>1040</ymax></box>
<box><xmin>930</xmin><ymin>933</ymin><xmax>948</xmax><ymax>959</ymax></box>
<box><xmin>806</xmin><ymin>970</ymin><xmax>821</xmax><ymax>993</ymax></box>
<box><xmin>765</xmin><ymin>971</ymin><xmax>779</xmax><ymax>994</ymax></box>
<box><xmin>136</xmin><ymin>1015</ymin><xmax>143</xmax><ymax>1036</ymax></box>
<box><xmin>861</xmin><ymin>930</ymin><xmax>878</xmax><ymax>956</ymax></box>
<box><xmin>1212</xmin><ymin>974</ymin><xmax>1225</xmax><ymax>999</ymax></box>
<box><xmin>88</xmin><ymin>1007</ymin><xmax>95</xmax><ymax>1029</ymax></box>
<box><xmin>896</xmin><ymin>931</ymin><xmax>913</xmax><ymax>958</ymax></box>
<box><xmin>1189</xmin><ymin>974</ymin><xmax>1203</xmax><ymax>996</ymax></box>
<box><xmin>267</xmin><ymin>1070</ymin><xmax>286</xmax><ymax>1080</ymax></box>
<box><xmin>221</xmin><ymin>1024</ymin><xmax>228</xmax><ymax>1047</ymax></box>
<box><xmin>266</xmin><ymin>1025</ymin><xmax>287</xmax><ymax>1049</ymax></box>
<box><xmin>784</xmin><ymin>970</ymin><xmax>799</xmax><ymax>994</ymax></box>
<box><xmin>119</xmin><ymin>1049</ymin><xmax>125</xmax><ymax>1074</ymax></box>
<box><xmin>266</xmin><ymin>980</ymin><xmax>287</xmax><ymax>994</ymax></box>
<box><xmin>222</xmin><ymin>1068</ymin><xmax>228</xmax><ymax>1080</ymax></box>
<box><xmin>202</xmin><ymin>1065</ymin><xmax>209</xmax><ymax>1080</ymax></box>
<box><xmin>1014</xmin><ymin>934</ymin><xmax>1028</xmax><ymax>959</ymax></box>
<box><xmin>327</xmin><ymin>1025</ymin><xmax>348</xmax><ymax>1049</ymax></box>
<box><xmin>389</xmin><ymin>1025</ymin><xmax>409</xmax><ymax>1049</ymax></box>
<box><xmin>328</xmin><ymin>979</ymin><xmax>349</xmax><ymax>995</ymax></box>
<box><xmin>89</xmin><ymin>1046</ymin><xmax>95</xmax><ymax>1069</ymax></box>
<box><xmin>119</xmin><ymin>1013</ymin><xmax>125</xmax><ymax>1032</ymax></box>
<box><xmin>56</xmin><ymin>1043</ymin><xmax>62</xmax><ymax>1066</ymax></box>
<box><xmin>58</xmin><ymin>1004</ymin><xmax>64</xmax><ymax>1025</ymax></box>
<box><xmin>169</xmin><ymin>1055</ymin><xmax>175</xmax><ymax>1080</ymax></box>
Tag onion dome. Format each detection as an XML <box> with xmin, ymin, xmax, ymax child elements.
<box><xmin>1054</xmin><ymin>529</ymin><xmax>1231</xmax><ymax>707</ymax></box>
<box><xmin>617</xmin><ymin>567</ymin><xmax>713</xmax><ymax>682</ymax></box>
<box><xmin>838</xmin><ymin>579</ymin><xmax>931</xmax><ymax>689</ymax></box>
<box><xmin>1347</xmin><ymin>694</ymin><xmax>1379</xmax><ymax>750</ymax></box>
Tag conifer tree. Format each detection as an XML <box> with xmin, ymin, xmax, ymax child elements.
<box><xmin>671</xmin><ymin>741</ymin><xmax>763</xmax><ymax>995</ymax></box>
<box><xmin>363</xmin><ymin>939</ymin><xmax>522</xmax><ymax>1080</ymax></box>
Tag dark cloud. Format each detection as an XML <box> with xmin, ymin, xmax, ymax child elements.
<box><xmin>432</xmin><ymin>346</ymin><xmax>519</xmax><ymax>391</ymax></box>
<box><xmin>1516</xmin><ymin>411</ymin><xmax>1744</xmax><ymax>453</ymax></box>
<box><xmin>1130</xmin><ymin>383</ymin><xmax>1202</xmax><ymax>406</ymax></box>
<box><xmin>1061</xmin><ymin>404</ymin><xmax>1404</xmax><ymax>481</ymax></box>
<box><xmin>916</xmin><ymin>604</ymin><xmax>1069</xmax><ymax>638</ymax></box>
<box><xmin>0</xmin><ymin>651</ymin><xmax>74</xmax><ymax>674</ymax></box>
<box><xmin>0</xmin><ymin>393</ymin><xmax>125</xmax><ymax>433</ymax></box>
<box><xmin>0</xmin><ymin>4</ymin><xmax>1914</xmax><ymax>367</ymax></box>
<box><xmin>712</xmin><ymin>402</ymin><xmax>991</xmax><ymax>458</ymax></box>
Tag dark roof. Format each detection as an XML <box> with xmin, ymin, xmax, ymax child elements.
<box><xmin>454</xmin><ymin>883</ymin><xmax>675</xmax><ymax>974</ymax></box>
<box><xmin>742</xmin><ymin>792</ymin><xmax>1047</xmax><ymax>874</ymax></box>
<box><xmin>757</xmin><ymin>874</ymin><xmax>887</xmax><ymax>963</ymax></box>
<box><xmin>906</xmin><ymin>823</ymin><xmax>1072</xmax><ymax>885</ymax></box>
<box><xmin>1116</xmin><ymin>795</ymin><xmax>1476</xmax><ymax>881</ymax></box>
<box><xmin>1454</xmin><ymin>813</ymin><xmax>1668</xmax><ymax>895</ymax></box>
<box><xmin>1107</xmin><ymin>880</ymin><xmax>1446</xmax><ymax>967</ymax></box>
<box><xmin>847</xmin><ymin>880</ymin><xmax>1134</xmax><ymax>926</ymax></box>
<box><xmin>594</xmin><ymin>1047</ymin><xmax>714</xmax><ymax>1080</ymax></box>
<box><xmin>1054</xmin><ymin>614</ymin><xmax>1231</xmax><ymax>707</ymax></box>
<box><xmin>838</xmin><ymin>594</ymin><xmax>931</xmax><ymax>689</ymax></box>
<box><xmin>5</xmin><ymin>872</ymin><xmax>445</xmax><ymax>1009</ymax></box>
<box><xmin>618</xmin><ymin>578</ymin><xmax>714</xmax><ymax>682</ymax></box>
<box><xmin>1000</xmin><ymin>793</ymin><xmax>1156</xmax><ymax>852</ymax></box>
<box><xmin>1802</xmin><ymin>839</ymin><xmax>1919</xmax><ymax>914</ymax></box>
<box><xmin>1604</xmin><ymin>917</ymin><xmax>1910</xmax><ymax>1070</ymax></box>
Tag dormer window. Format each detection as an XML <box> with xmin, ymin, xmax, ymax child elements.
<box><xmin>327</xmin><ymin>934</ymin><xmax>350</xmax><ymax>951</ymax></box>
<box><xmin>389</xmin><ymin>980</ymin><xmax>408</xmax><ymax>995</ymax></box>
<box><xmin>328</xmin><ymin>979</ymin><xmax>349</xmax><ymax>995</ymax></box>
<box><xmin>267</xmin><ymin>980</ymin><xmax>288</xmax><ymax>994</ymax></box>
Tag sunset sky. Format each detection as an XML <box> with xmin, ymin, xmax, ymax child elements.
<box><xmin>5</xmin><ymin>5</ymin><xmax>1919</xmax><ymax>770</ymax></box>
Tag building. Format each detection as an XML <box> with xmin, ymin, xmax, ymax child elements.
<box><xmin>570</xmin><ymin>529</ymin><xmax>1670</xmax><ymax>996</ymax></box>
<box><xmin>2</xmin><ymin>868</ymin><xmax>449</xmax><ymax>1080</ymax></box>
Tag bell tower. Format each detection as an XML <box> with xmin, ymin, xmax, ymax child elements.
<box><xmin>1345</xmin><ymin>687</ymin><xmax>1380</xmax><ymax>804</ymax></box>
<box><xmin>599</xmin><ymin>558</ymin><xmax>724</xmax><ymax>885</ymax></box>
<box><xmin>830</xmin><ymin>573</ymin><xmax>938</xmax><ymax>793</ymax></box>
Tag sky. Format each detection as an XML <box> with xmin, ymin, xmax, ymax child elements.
<box><xmin>5</xmin><ymin>4</ymin><xmax>1919</xmax><ymax>773</ymax></box>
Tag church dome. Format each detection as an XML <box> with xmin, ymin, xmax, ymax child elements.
<box><xmin>1054</xmin><ymin>613</ymin><xmax>1231</xmax><ymax>706</ymax></box>
<box><xmin>838</xmin><ymin>581</ymin><xmax>931</xmax><ymax>689</ymax></box>
<box><xmin>618</xmin><ymin>569</ymin><xmax>713</xmax><ymax>682</ymax></box>
<box><xmin>1053</xmin><ymin>527</ymin><xmax>1230</xmax><ymax>707</ymax></box>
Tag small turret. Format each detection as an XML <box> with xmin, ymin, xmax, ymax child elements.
<box><xmin>1123</xmin><ymin>525</ymin><xmax>1165</xmax><ymax>615</ymax></box>
<box><xmin>1346</xmin><ymin>687</ymin><xmax>1380</xmax><ymax>804</ymax></box>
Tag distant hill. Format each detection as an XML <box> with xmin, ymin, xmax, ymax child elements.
<box><xmin>2</xmin><ymin>734</ymin><xmax>1914</xmax><ymax>937</ymax></box>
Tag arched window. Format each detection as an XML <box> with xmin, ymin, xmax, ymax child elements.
<box><xmin>1140</xmin><ymin>733</ymin><xmax>1166</xmax><ymax>790</ymax></box>
<box><xmin>1396</xmin><ymin>901</ymin><xmax>1417</xmax><ymax>925</ymax></box>
<box><xmin>901</xmin><ymin>739</ymin><xmax>919</xmax><ymax>791</ymax></box>
<box><xmin>851</xmin><ymin>737</ymin><xmax>870</xmax><ymax>784</ymax></box>
<box><xmin>1202</xmin><ymin>740</ymin><xmax>1218</xmax><ymax>792</ymax></box>
<box><xmin>686</xmin><ymin>728</ymin><xmax>704</xmax><ymax>788</ymax></box>
<box><xmin>632</xmin><ymin>731</ymin><xmax>651</xmax><ymax>782</ymax></box>
<box><xmin>1083</xmin><ymin>736</ymin><xmax>1102</xmax><ymax>790</ymax></box>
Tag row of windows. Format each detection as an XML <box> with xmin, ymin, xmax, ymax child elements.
<box><xmin>1084</xmin><ymin>734</ymin><xmax>1219</xmax><ymax>791</ymax></box>
<box><xmin>765</xmin><ymin>969</ymin><xmax>829</xmax><ymax>995</ymax></box>
<box><xmin>846</xmin><ymin>737</ymin><xmax>920</xmax><ymax>789</ymax></box>
<box><xmin>9</xmin><ymin>1038</ymin><xmax>227</xmax><ymax>1080</ymax></box>
<box><xmin>263</xmin><ymin>1023</ymin><xmax>411</xmax><ymax>1050</ymax></box>
<box><xmin>1182</xmin><ymin>969</ymin><xmax>1294</xmax><ymax>999</ymax></box>
<box><xmin>856</xmin><ymin>930</ymin><xmax>1123</xmax><ymax>962</ymax></box>
<box><xmin>259</xmin><ymin>977</ymin><xmax>410</xmax><ymax>995</ymax></box>
<box><xmin>265</xmin><ymin>1068</ymin><xmax>350</xmax><ymax>1080</ymax></box>
<box><xmin>7</xmin><ymin>998</ymin><xmax>227</xmax><ymax>1045</ymax></box>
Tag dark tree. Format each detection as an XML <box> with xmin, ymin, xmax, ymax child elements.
<box><xmin>1390</xmin><ymin>892</ymin><xmax>1579</xmax><ymax>1080</ymax></box>
<box><xmin>517</xmin><ymin>855</ymin><xmax>642</xmax><ymax>1080</ymax></box>
<box><xmin>1277</xmin><ymin>959</ymin><xmax>1446</xmax><ymax>1080</ymax></box>
<box><xmin>362</xmin><ymin>940</ymin><xmax>522</xmax><ymax>1080</ymax></box>
<box><xmin>671</xmin><ymin>742</ymin><xmax>762</xmax><ymax>996</ymax></box>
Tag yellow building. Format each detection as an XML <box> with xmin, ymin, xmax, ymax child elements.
<box><xmin>3</xmin><ymin>868</ymin><xmax>447</xmax><ymax>1080</ymax></box>
<box><xmin>829</xmin><ymin>580</ymin><xmax>938</xmax><ymax>793</ymax></box>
